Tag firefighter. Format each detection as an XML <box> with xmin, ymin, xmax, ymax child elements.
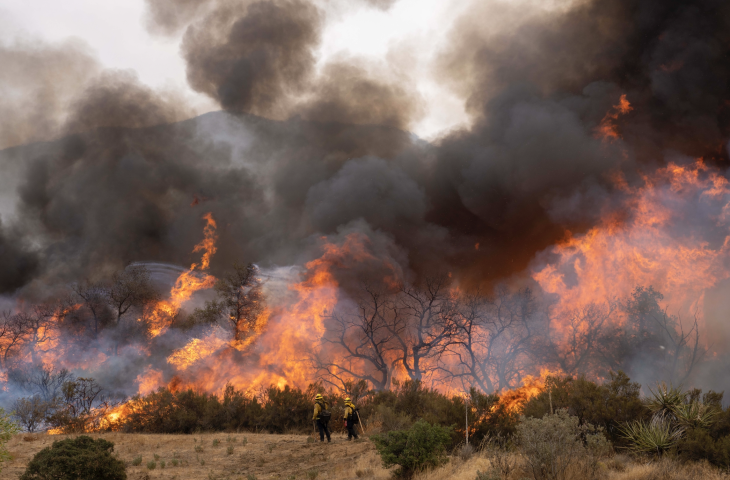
<box><xmin>312</xmin><ymin>393</ymin><xmax>331</xmax><ymax>443</ymax></box>
<box><xmin>343</xmin><ymin>397</ymin><xmax>359</xmax><ymax>440</ymax></box>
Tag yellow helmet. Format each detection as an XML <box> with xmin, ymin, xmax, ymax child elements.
<box><xmin>345</xmin><ymin>397</ymin><xmax>351</xmax><ymax>402</ymax></box>
<box><xmin>315</xmin><ymin>394</ymin><xmax>323</xmax><ymax>400</ymax></box>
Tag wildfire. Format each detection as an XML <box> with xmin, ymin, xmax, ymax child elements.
<box><xmin>147</xmin><ymin>213</ymin><xmax>218</xmax><ymax>337</ymax></box>
<box><xmin>498</xmin><ymin>369</ymin><xmax>559</xmax><ymax>412</ymax></box>
<box><xmin>595</xmin><ymin>94</ymin><xmax>632</xmax><ymax>141</ymax></box>
<box><xmin>533</xmin><ymin>159</ymin><xmax>730</xmax><ymax>327</ymax></box>
<box><xmin>167</xmin><ymin>327</ymin><xmax>229</xmax><ymax>370</ymax></box>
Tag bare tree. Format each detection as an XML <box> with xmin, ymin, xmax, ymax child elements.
<box><xmin>11</xmin><ymin>396</ymin><xmax>49</xmax><ymax>433</ymax></box>
<box><xmin>649</xmin><ymin>310</ymin><xmax>705</xmax><ymax>384</ymax></box>
<box><xmin>0</xmin><ymin>312</ymin><xmax>30</xmax><ymax>368</ymax></box>
<box><xmin>192</xmin><ymin>263</ymin><xmax>265</xmax><ymax>343</ymax></box>
<box><xmin>73</xmin><ymin>281</ymin><xmax>109</xmax><ymax>336</ymax></box>
<box><xmin>392</xmin><ymin>275</ymin><xmax>459</xmax><ymax>382</ymax></box>
<box><xmin>106</xmin><ymin>265</ymin><xmax>160</xmax><ymax>327</ymax></box>
<box><xmin>447</xmin><ymin>287</ymin><xmax>539</xmax><ymax>393</ymax></box>
<box><xmin>317</xmin><ymin>286</ymin><xmax>405</xmax><ymax>391</ymax></box>
<box><xmin>541</xmin><ymin>302</ymin><xmax>618</xmax><ymax>377</ymax></box>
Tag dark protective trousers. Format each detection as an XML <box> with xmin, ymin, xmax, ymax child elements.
<box><xmin>317</xmin><ymin>419</ymin><xmax>331</xmax><ymax>442</ymax></box>
<box><xmin>346</xmin><ymin>419</ymin><xmax>359</xmax><ymax>440</ymax></box>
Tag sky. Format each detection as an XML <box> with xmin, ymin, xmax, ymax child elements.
<box><xmin>0</xmin><ymin>0</ymin><xmax>472</xmax><ymax>140</ymax></box>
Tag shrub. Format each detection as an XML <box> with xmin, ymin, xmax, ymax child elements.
<box><xmin>131</xmin><ymin>456</ymin><xmax>142</xmax><ymax>466</ymax></box>
<box><xmin>371</xmin><ymin>419</ymin><xmax>452</xmax><ymax>478</ymax></box>
<box><xmin>0</xmin><ymin>407</ymin><xmax>20</xmax><ymax>472</ymax></box>
<box><xmin>517</xmin><ymin>409</ymin><xmax>609</xmax><ymax>480</ymax></box>
<box><xmin>620</xmin><ymin>414</ymin><xmax>683</xmax><ymax>455</ymax></box>
<box><xmin>146</xmin><ymin>461</ymin><xmax>156</xmax><ymax>470</ymax></box>
<box><xmin>227</xmin><ymin>445</ymin><xmax>234</xmax><ymax>455</ymax></box>
<box><xmin>522</xmin><ymin>372</ymin><xmax>645</xmax><ymax>445</ymax></box>
<box><xmin>20</xmin><ymin>436</ymin><xmax>126</xmax><ymax>480</ymax></box>
<box><xmin>676</xmin><ymin>427</ymin><xmax>730</xmax><ymax>468</ymax></box>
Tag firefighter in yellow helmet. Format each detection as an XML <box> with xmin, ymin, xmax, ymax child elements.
<box><xmin>312</xmin><ymin>393</ymin><xmax>331</xmax><ymax>443</ymax></box>
<box><xmin>343</xmin><ymin>397</ymin><xmax>359</xmax><ymax>440</ymax></box>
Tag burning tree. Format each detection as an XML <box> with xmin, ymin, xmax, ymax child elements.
<box><xmin>191</xmin><ymin>263</ymin><xmax>266</xmax><ymax>344</ymax></box>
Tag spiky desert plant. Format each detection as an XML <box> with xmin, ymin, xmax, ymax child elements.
<box><xmin>672</xmin><ymin>402</ymin><xmax>719</xmax><ymax>429</ymax></box>
<box><xmin>646</xmin><ymin>382</ymin><xmax>685</xmax><ymax>416</ymax></box>
<box><xmin>620</xmin><ymin>414</ymin><xmax>684</xmax><ymax>455</ymax></box>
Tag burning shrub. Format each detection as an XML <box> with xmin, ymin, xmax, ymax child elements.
<box><xmin>371</xmin><ymin>419</ymin><xmax>452</xmax><ymax>478</ymax></box>
<box><xmin>517</xmin><ymin>409</ymin><xmax>610</xmax><ymax>480</ymax></box>
<box><xmin>20</xmin><ymin>435</ymin><xmax>126</xmax><ymax>480</ymax></box>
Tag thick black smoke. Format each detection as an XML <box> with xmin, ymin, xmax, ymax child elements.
<box><xmin>0</xmin><ymin>0</ymin><xmax>727</xmax><ymax>294</ymax></box>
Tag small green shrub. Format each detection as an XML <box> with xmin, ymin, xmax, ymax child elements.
<box><xmin>212</xmin><ymin>439</ymin><xmax>220</xmax><ymax>447</ymax></box>
<box><xmin>676</xmin><ymin>428</ymin><xmax>730</xmax><ymax>468</ymax></box>
<box><xmin>146</xmin><ymin>461</ymin><xmax>156</xmax><ymax>470</ymax></box>
<box><xmin>227</xmin><ymin>445</ymin><xmax>234</xmax><ymax>455</ymax></box>
<box><xmin>306</xmin><ymin>469</ymin><xmax>319</xmax><ymax>480</ymax></box>
<box><xmin>160</xmin><ymin>460</ymin><xmax>165</xmax><ymax>469</ymax></box>
<box><xmin>195</xmin><ymin>444</ymin><xmax>204</xmax><ymax>453</ymax></box>
<box><xmin>246</xmin><ymin>474</ymin><xmax>257</xmax><ymax>480</ymax></box>
<box><xmin>171</xmin><ymin>459</ymin><xmax>179</xmax><ymax>467</ymax></box>
<box><xmin>153</xmin><ymin>453</ymin><xmax>160</xmax><ymax>461</ymax></box>
<box><xmin>132</xmin><ymin>456</ymin><xmax>142</xmax><ymax>466</ymax></box>
<box><xmin>200</xmin><ymin>458</ymin><xmax>205</xmax><ymax>466</ymax></box>
<box><xmin>242</xmin><ymin>436</ymin><xmax>248</xmax><ymax>446</ymax></box>
<box><xmin>20</xmin><ymin>436</ymin><xmax>126</xmax><ymax>480</ymax></box>
<box><xmin>620</xmin><ymin>414</ymin><xmax>684</xmax><ymax>455</ymax></box>
<box><xmin>0</xmin><ymin>407</ymin><xmax>20</xmax><ymax>472</ymax></box>
<box><xmin>518</xmin><ymin>409</ymin><xmax>610</xmax><ymax>480</ymax></box>
<box><xmin>371</xmin><ymin>419</ymin><xmax>452</xmax><ymax>478</ymax></box>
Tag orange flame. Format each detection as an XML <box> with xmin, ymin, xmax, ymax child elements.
<box><xmin>498</xmin><ymin>369</ymin><xmax>559</xmax><ymax>412</ymax></box>
<box><xmin>595</xmin><ymin>94</ymin><xmax>632</xmax><ymax>141</ymax></box>
<box><xmin>147</xmin><ymin>213</ymin><xmax>218</xmax><ymax>337</ymax></box>
<box><xmin>534</xmin><ymin>159</ymin><xmax>730</xmax><ymax>330</ymax></box>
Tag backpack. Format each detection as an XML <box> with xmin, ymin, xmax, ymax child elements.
<box><xmin>347</xmin><ymin>404</ymin><xmax>360</xmax><ymax>424</ymax></box>
<box><xmin>317</xmin><ymin>401</ymin><xmax>331</xmax><ymax>424</ymax></box>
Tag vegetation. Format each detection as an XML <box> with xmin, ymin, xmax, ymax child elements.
<box><xmin>517</xmin><ymin>409</ymin><xmax>610</xmax><ymax>480</ymax></box>
<box><xmin>0</xmin><ymin>407</ymin><xmax>19</xmax><ymax>472</ymax></box>
<box><xmin>371</xmin><ymin>420</ymin><xmax>452</xmax><ymax>477</ymax></box>
<box><xmin>19</xmin><ymin>436</ymin><xmax>126</xmax><ymax>480</ymax></box>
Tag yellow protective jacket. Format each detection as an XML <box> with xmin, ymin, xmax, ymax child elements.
<box><xmin>343</xmin><ymin>402</ymin><xmax>357</xmax><ymax>420</ymax></box>
<box><xmin>312</xmin><ymin>401</ymin><xmax>329</xmax><ymax>421</ymax></box>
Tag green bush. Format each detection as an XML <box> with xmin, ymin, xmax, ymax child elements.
<box><xmin>522</xmin><ymin>371</ymin><xmax>645</xmax><ymax>445</ymax></box>
<box><xmin>676</xmin><ymin>427</ymin><xmax>730</xmax><ymax>468</ymax></box>
<box><xmin>371</xmin><ymin>419</ymin><xmax>452</xmax><ymax>478</ymax></box>
<box><xmin>0</xmin><ymin>407</ymin><xmax>20</xmax><ymax>473</ymax></box>
<box><xmin>518</xmin><ymin>409</ymin><xmax>610</xmax><ymax>480</ymax></box>
<box><xmin>20</xmin><ymin>436</ymin><xmax>126</xmax><ymax>480</ymax></box>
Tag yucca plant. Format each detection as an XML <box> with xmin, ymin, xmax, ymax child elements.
<box><xmin>672</xmin><ymin>402</ymin><xmax>718</xmax><ymax>429</ymax></box>
<box><xmin>620</xmin><ymin>413</ymin><xmax>684</xmax><ymax>455</ymax></box>
<box><xmin>646</xmin><ymin>382</ymin><xmax>685</xmax><ymax>416</ymax></box>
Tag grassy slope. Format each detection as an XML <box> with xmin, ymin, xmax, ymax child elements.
<box><xmin>5</xmin><ymin>433</ymin><xmax>730</xmax><ymax>480</ymax></box>
<box><xmin>4</xmin><ymin>432</ymin><xmax>392</xmax><ymax>480</ymax></box>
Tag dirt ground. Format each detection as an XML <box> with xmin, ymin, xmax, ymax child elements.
<box><xmin>3</xmin><ymin>431</ymin><xmax>393</xmax><ymax>480</ymax></box>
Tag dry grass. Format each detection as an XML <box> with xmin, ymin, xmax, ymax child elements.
<box><xmin>413</xmin><ymin>451</ymin><xmax>730</xmax><ymax>480</ymax></box>
<box><xmin>4</xmin><ymin>433</ymin><xmax>729</xmax><ymax>480</ymax></box>
<box><xmin>3</xmin><ymin>432</ymin><xmax>392</xmax><ymax>480</ymax></box>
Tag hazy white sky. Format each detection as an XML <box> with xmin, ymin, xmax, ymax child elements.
<box><xmin>0</xmin><ymin>0</ymin><xmax>472</xmax><ymax>139</ymax></box>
